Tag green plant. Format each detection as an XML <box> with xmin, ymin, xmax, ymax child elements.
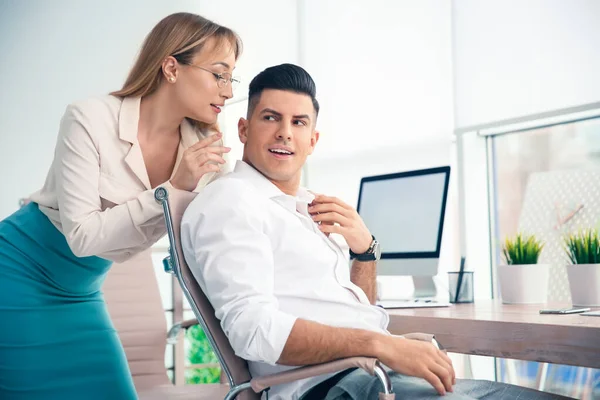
<box><xmin>564</xmin><ymin>228</ymin><xmax>600</xmax><ymax>264</ymax></box>
<box><xmin>501</xmin><ymin>233</ymin><xmax>545</xmax><ymax>265</ymax></box>
<box><xmin>185</xmin><ymin>325</ymin><xmax>221</xmax><ymax>384</ymax></box>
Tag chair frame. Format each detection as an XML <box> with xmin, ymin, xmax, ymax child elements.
<box><xmin>155</xmin><ymin>186</ymin><xmax>399</xmax><ymax>399</ymax></box>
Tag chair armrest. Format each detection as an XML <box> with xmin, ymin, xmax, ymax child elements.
<box><xmin>250</xmin><ymin>357</ymin><xmax>380</xmax><ymax>393</ymax></box>
<box><xmin>248</xmin><ymin>334</ymin><xmax>440</xmax><ymax>396</ymax></box>
<box><xmin>179</xmin><ymin>318</ymin><xmax>199</xmax><ymax>329</ymax></box>
<box><xmin>400</xmin><ymin>332</ymin><xmax>445</xmax><ymax>351</ymax></box>
<box><xmin>166</xmin><ymin>318</ymin><xmax>199</xmax><ymax>344</ymax></box>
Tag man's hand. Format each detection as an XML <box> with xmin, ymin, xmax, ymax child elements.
<box><xmin>377</xmin><ymin>336</ymin><xmax>456</xmax><ymax>396</ymax></box>
<box><xmin>308</xmin><ymin>194</ymin><xmax>372</xmax><ymax>254</ymax></box>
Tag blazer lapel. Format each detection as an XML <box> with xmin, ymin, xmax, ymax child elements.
<box><xmin>119</xmin><ymin>97</ymin><xmax>152</xmax><ymax>190</ymax></box>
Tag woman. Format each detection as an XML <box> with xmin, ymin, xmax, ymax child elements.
<box><xmin>0</xmin><ymin>12</ymin><xmax>241</xmax><ymax>399</ymax></box>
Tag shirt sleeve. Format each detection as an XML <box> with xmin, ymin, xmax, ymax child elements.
<box><xmin>54</xmin><ymin>104</ymin><xmax>170</xmax><ymax>262</ymax></box>
<box><xmin>182</xmin><ymin>180</ymin><xmax>298</xmax><ymax>365</ymax></box>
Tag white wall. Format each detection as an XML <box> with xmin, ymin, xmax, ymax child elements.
<box><xmin>299</xmin><ymin>0</ymin><xmax>458</xmax><ymax>292</ymax></box>
<box><xmin>0</xmin><ymin>0</ymin><xmax>298</xmax><ymax>219</ymax></box>
<box><xmin>452</xmin><ymin>0</ymin><xmax>600</xmax><ymax>129</ymax></box>
<box><xmin>299</xmin><ymin>0</ymin><xmax>454</xmax><ymax>159</ymax></box>
<box><xmin>453</xmin><ymin>0</ymin><xmax>600</xmax><ymax>298</ymax></box>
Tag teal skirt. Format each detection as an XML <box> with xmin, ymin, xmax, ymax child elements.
<box><xmin>0</xmin><ymin>203</ymin><xmax>137</xmax><ymax>399</ymax></box>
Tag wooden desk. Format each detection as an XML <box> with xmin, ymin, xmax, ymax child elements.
<box><xmin>387</xmin><ymin>300</ymin><xmax>600</xmax><ymax>369</ymax></box>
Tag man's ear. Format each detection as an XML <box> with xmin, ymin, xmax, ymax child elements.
<box><xmin>238</xmin><ymin>117</ymin><xmax>248</xmax><ymax>144</ymax></box>
<box><xmin>308</xmin><ymin>130</ymin><xmax>320</xmax><ymax>155</ymax></box>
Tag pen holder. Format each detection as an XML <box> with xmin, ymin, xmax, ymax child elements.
<box><xmin>448</xmin><ymin>271</ymin><xmax>474</xmax><ymax>303</ymax></box>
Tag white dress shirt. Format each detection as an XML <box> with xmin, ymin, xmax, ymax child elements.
<box><xmin>181</xmin><ymin>161</ymin><xmax>389</xmax><ymax>400</ymax></box>
<box><xmin>30</xmin><ymin>95</ymin><xmax>224</xmax><ymax>262</ymax></box>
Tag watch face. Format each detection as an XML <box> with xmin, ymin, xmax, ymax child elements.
<box><xmin>373</xmin><ymin>241</ymin><xmax>381</xmax><ymax>260</ymax></box>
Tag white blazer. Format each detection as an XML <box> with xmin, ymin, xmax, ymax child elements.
<box><xmin>30</xmin><ymin>95</ymin><xmax>224</xmax><ymax>262</ymax></box>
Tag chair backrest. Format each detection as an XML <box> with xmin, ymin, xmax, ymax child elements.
<box><xmin>155</xmin><ymin>187</ymin><xmax>259</xmax><ymax>400</ymax></box>
<box><xmin>104</xmin><ymin>249</ymin><xmax>171</xmax><ymax>391</ymax></box>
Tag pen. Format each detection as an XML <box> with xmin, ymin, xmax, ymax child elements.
<box><xmin>455</xmin><ymin>257</ymin><xmax>466</xmax><ymax>303</ymax></box>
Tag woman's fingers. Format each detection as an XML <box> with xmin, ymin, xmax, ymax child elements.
<box><xmin>197</xmin><ymin>163</ymin><xmax>220</xmax><ymax>175</ymax></box>
<box><xmin>195</xmin><ymin>152</ymin><xmax>226</xmax><ymax>166</ymax></box>
<box><xmin>170</xmin><ymin>135</ymin><xmax>229</xmax><ymax>191</ymax></box>
<box><xmin>188</xmin><ymin>133</ymin><xmax>225</xmax><ymax>152</ymax></box>
<box><xmin>196</xmin><ymin>146</ymin><xmax>231</xmax><ymax>156</ymax></box>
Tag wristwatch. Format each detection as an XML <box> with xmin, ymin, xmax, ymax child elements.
<box><xmin>349</xmin><ymin>235</ymin><xmax>381</xmax><ymax>261</ymax></box>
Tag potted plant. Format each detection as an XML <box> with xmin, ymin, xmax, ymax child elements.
<box><xmin>498</xmin><ymin>233</ymin><xmax>548</xmax><ymax>304</ymax></box>
<box><xmin>564</xmin><ymin>228</ymin><xmax>600</xmax><ymax>306</ymax></box>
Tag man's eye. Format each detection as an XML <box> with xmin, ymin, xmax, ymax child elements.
<box><xmin>293</xmin><ymin>120</ymin><xmax>307</xmax><ymax>126</ymax></box>
<box><xmin>264</xmin><ymin>115</ymin><xmax>276</xmax><ymax>121</ymax></box>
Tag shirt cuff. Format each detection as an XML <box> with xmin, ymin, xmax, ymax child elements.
<box><xmin>262</xmin><ymin>312</ymin><xmax>298</xmax><ymax>365</ymax></box>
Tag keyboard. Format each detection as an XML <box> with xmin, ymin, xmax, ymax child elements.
<box><xmin>377</xmin><ymin>299</ymin><xmax>451</xmax><ymax>309</ymax></box>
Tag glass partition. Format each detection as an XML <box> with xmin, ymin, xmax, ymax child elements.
<box><xmin>485</xmin><ymin>115</ymin><xmax>600</xmax><ymax>398</ymax></box>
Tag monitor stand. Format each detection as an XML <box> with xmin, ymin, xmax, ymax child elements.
<box><xmin>412</xmin><ymin>276</ymin><xmax>437</xmax><ymax>298</ymax></box>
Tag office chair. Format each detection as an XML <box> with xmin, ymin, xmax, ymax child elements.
<box><xmin>104</xmin><ymin>250</ymin><xmax>230</xmax><ymax>399</ymax></box>
<box><xmin>155</xmin><ymin>185</ymin><xmax>444</xmax><ymax>400</ymax></box>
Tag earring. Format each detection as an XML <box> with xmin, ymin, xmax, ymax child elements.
<box><xmin>169</xmin><ymin>77</ymin><xmax>175</xmax><ymax>82</ymax></box>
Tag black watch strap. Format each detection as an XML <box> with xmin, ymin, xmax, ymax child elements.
<box><xmin>349</xmin><ymin>235</ymin><xmax>377</xmax><ymax>261</ymax></box>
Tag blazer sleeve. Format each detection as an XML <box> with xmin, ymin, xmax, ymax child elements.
<box><xmin>54</xmin><ymin>104</ymin><xmax>171</xmax><ymax>262</ymax></box>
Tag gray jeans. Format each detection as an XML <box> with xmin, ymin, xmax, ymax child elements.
<box><xmin>302</xmin><ymin>369</ymin><xmax>572</xmax><ymax>400</ymax></box>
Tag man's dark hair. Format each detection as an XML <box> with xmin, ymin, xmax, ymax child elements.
<box><xmin>247</xmin><ymin>63</ymin><xmax>320</xmax><ymax>119</ymax></box>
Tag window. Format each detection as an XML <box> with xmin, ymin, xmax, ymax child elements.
<box><xmin>489</xmin><ymin>115</ymin><xmax>600</xmax><ymax>398</ymax></box>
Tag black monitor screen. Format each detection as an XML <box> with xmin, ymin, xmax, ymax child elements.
<box><xmin>357</xmin><ymin>166</ymin><xmax>450</xmax><ymax>258</ymax></box>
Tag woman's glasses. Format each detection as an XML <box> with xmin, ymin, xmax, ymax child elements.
<box><xmin>186</xmin><ymin>64</ymin><xmax>240</xmax><ymax>90</ymax></box>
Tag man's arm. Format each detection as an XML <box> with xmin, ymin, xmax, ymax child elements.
<box><xmin>278</xmin><ymin>319</ymin><xmax>455</xmax><ymax>396</ymax></box>
<box><xmin>187</xmin><ymin>187</ymin><xmax>454</xmax><ymax>395</ymax></box>
<box><xmin>350</xmin><ymin>259</ymin><xmax>377</xmax><ymax>304</ymax></box>
<box><xmin>182</xmin><ymin>181</ymin><xmax>298</xmax><ymax>364</ymax></box>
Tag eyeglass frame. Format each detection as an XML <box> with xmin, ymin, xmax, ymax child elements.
<box><xmin>183</xmin><ymin>63</ymin><xmax>240</xmax><ymax>90</ymax></box>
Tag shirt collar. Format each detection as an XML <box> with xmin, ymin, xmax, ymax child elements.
<box><xmin>233</xmin><ymin>161</ymin><xmax>314</xmax><ymax>211</ymax></box>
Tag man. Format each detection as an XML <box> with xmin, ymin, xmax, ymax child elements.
<box><xmin>181</xmin><ymin>64</ymin><xmax>569</xmax><ymax>400</ymax></box>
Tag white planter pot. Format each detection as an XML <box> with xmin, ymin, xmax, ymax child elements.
<box><xmin>497</xmin><ymin>264</ymin><xmax>549</xmax><ymax>304</ymax></box>
<box><xmin>566</xmin><ymin>264</ymin><xmax>600</xmax><ymax>307</ymax></box>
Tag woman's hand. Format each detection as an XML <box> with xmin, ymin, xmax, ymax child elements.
<box><xmin>170</xmin><ymin>133</ymin><xmax>230</xmax><ymax>191</ymax></box>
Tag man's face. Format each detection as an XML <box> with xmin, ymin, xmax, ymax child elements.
<box><xmin>238</xmin><ymin>89</ymin><xmax>319</xmax><ymax>194</ymax></box>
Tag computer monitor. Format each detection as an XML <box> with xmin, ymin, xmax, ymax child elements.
<box><xmin>356</xmin><ymin>166</ymin><xmax>451</xmax><ymax>298</ymax></box>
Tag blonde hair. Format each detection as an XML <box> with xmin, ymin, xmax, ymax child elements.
<box><xmin>111</xmin><ymin>12</ymin><xmax>242</xmax><ymax>132</ymax></box>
